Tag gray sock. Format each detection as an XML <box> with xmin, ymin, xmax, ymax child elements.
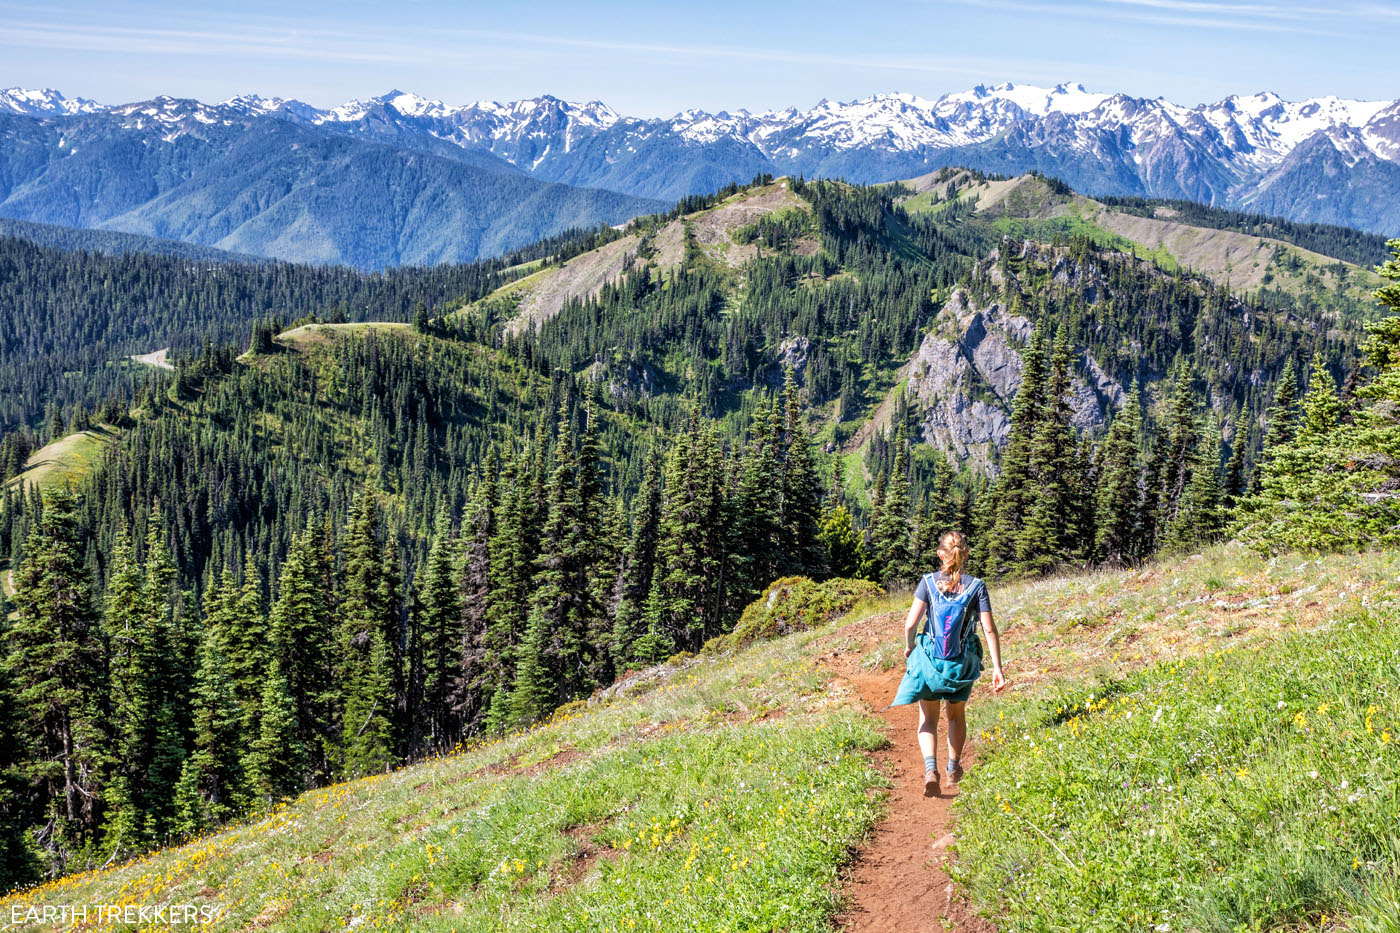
<box><xmin>923</xmin><ymin>754</ymin><xmax>937</xmax><ymax>772</ymax></box>
<box><xmin>947</xmin><ymin>757</ymin><xmax>959</xmax><ymax>772</ymax></box>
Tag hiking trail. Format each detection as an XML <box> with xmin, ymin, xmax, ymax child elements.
<box><xmin>819</xmin><ymin>611</ymin><xmax>996</xmax><ymax>933</ymax></box>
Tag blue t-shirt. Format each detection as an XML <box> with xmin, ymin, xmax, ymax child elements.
<box><xmin>914</xmin><ymin>570</ymin><xmax>991</xmax><ymax>612</ymax></box>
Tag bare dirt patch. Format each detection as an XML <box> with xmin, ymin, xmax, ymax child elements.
<box><xmin>129</xmin><ymin>348</ymin><xmax>174</xmax><ymax>370</ymax></box>
<box><xmin>819</xmin><ymin>612</ymin><xmax>997</xmax><ymax>933</ymax></box>
<box><xmin>648</xmin><ymin>219</ymin><xmax>687</xmax><ymax>270</ymax></box>
<box><xmin>551</xmin><ymin>820</ymin><xmax>623</xmax><ymax>893</ymax></box>
<box><xmin>505</xmin><ymin>235</ymin><xmax>642</xmax><ymax>337</ymax></box>
<box><xmin>690</xmin><ymin>184</ymin><xmax>808</xmax><ymax>267</ymax></box>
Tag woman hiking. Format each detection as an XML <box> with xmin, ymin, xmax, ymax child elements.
<box><xmin>890</xmin><ymin>530</ymin><xmax>1005</xmax><ymax>797</ymax></box>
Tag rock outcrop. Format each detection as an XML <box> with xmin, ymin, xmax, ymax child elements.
<box><xmin>905</xmin><ymin>285</ymin><xmax>1124</xmax><ymax>474</ymax></box>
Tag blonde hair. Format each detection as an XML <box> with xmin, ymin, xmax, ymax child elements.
<box><xmin>937</xmin><ymin>531</ymin><xmax>969</xmax><ymax>593</ymax></box>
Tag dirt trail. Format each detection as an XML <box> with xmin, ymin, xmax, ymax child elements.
<box><xmin>820</xmin><ymin>614</ymin><xmax>996</xmax><ymax>933</ymax></box>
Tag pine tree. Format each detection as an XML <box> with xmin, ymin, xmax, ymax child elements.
<box><xmin>1093</xmin><ymin>384</ymin><xmax>1144</xmax><ymax>565</ymax></box>
<box><xmin>779</xmin><ymin>370</ymin><xmax>827</xmax><ymax>577</ymax></box>
<box><xmin>817</xmin><ymin>505</ymin><xmax>864</xmax><ymax>579</ymax></box>
<box><xmin>726</xmin><ymin>402</ymin><xmax>784</xmax><ymax>614</ymax></box>
<box><xmin>1254</xmin><ymin>355</ymin><xmax>1300</xmax><ymax>488</ymax></box>
<box><xmin>639</xmin><ymin>414</ymin><xmax>714</xmax><ymax>660</ymax></box>
<box><xmin>1299</xmin><ymin>353</ymin><xmax>1342</xmax><ymax>439</ymax></box>
<box><xmin>416</xmin><ymin>508</ymin><xmax>463</xmax><ymax>751</ymax></box>
<box><xmin>611</xmin><ymin>443</ymin><xmax>663</xmax><ymax>670</ymax></box>
<box><xmin>1157</xmin><ymin>362</ymin><xmax>1203</xmax><ymax>535</ymax></box>
<box><xmin>267</xmin><ymin>519</ymin><xmax>335</xmax><ymax>786</ymax></box>
<box><xmin>100</xmin><ymin>526</ymin><xmax>153</xmax><ymax>850</ymax></box>
<box><xmin>1161</xmin><ymin>415</ymin><xmax>1225</xmax><ymax>552</ymax></box>
<box><xmin>176</xmin><ymin>571</ymin><xmax>247</xmax><ymax>833</ymax></box>
<box><xmin>335</xmin><ymin>495</ymin><xmax>395</xmax><ymax>777</ymax></box>
<box><xmin>513</xmin><ymin>397</ymin><xmax>605</xmax><ymax>718</ymax></box>
<box><xmin>870</xmin><ymin>422</ymin><xmax>914</xmax><ymax>584</ymax></box>
<box><xmin>1016</xmin><ymin>326</ymin><xmax>1079</xmax><ymax>576</ymax></box>
<box><xmin>482</xmin><ymin>448</ymin><xmax>536</xmax><ymax>711</ymax></box>
<box><xmin>243</xmin><ymin>658</ymin><xmax>304</xmax><ymax>805</ymax></box>
<box><xmin>6</xmin><ymin>490</ymin><xmax>104</xmax><ymax>859</ymax></box>
<box><xmin>139</xmin><ymin>520</ymin><xmax>186</xmax><ymax>842</ymax></box>
<box><xmin>0</xmin><ymin>658</ymin><xmax>35</xmax><ymax>889</ymax></box>
<box><xmin>455</xmin><ymin>470</ymin><xmax>495</xmax><ymax>736</ymax></box>
<box><xmin>981</xmin><ymin>325</ymin><xmax>1049</xmax><ymax>577</ymax></box>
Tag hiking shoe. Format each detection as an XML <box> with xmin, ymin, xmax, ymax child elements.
<box><xmin>923</xmin><ymin>767</ymin><xmax>940</xmax><ymax>797</ymax></box>
<box><xmin>947</xmin><ymin>760</ymin><xmax>964</xmax><ymax>784</ymax></box>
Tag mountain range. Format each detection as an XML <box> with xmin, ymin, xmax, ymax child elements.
<box><xmin>2</xmin><ymin>81</ymin><xmax>1399</xmax><ymax>269</ymax></box>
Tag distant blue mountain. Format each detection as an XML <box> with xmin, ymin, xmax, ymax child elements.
<box><xmin>0</xmin><ymin>96</ymin><xmax>664</xmax><ymax>269</ymax></box>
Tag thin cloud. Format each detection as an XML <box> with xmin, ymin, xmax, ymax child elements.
<box><xmin>0</xmin><ymin>20</ymin><xmax>408</xmax><ymax>63</ymax></box>
<box><xmin>946</xmin><ymin>0</ymin><xmax>1347</xmax><ymax>33</ymax></box>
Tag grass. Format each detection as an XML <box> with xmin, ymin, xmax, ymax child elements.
<box><xmin>0</xmin><ymin>618</ymin><xmax>887</xmax><ymax>931</ymax></box>
<box><xmin>849</xmin><ymin>544</ymin><xmax>1400</xmax><ymax>931</ymax></box>
<box><xmin>7</xmin><ymin>537</ymin><xmax>1400</xmax><ymax>930</ymax></box>
<box><xmin>271</xmin><ymin>322</ymin><xmax>413</xmax><ymax>354</ymax></box>
<box><xmin>3</xmin><ymin>426</ymin><xmax>120</xmax><ymax>498</ymax></box>
<box><xmin>955</xmin><ymin>606</ymin><xmax>1400</xmax><ymax>932</ymax></box>
<box><xmin>845</xmin><ymin>540</ymin><xmax>1400</xmax><ymax>924</ymax></box>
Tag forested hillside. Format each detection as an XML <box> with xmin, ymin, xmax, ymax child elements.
<box><xmin>0</xmin><ymin>170</ymin><xmax>1393</xmax><ymax>891</ymax></box>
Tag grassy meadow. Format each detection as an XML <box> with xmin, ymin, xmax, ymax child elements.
<box><xmin>4</xmin><ymin>544</ymin><xmax>1400</xmax><ymax>930</ymax></box>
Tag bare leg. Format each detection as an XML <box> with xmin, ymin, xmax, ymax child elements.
<box><xmin>917</xmin><ymin>699</ymin><xmax>940</xmax><ymax>763</ymax></box>
<box><xmin>945</xmin><ymin>700</ymin><xmax>967</xmax><ymax>764</ymax></box>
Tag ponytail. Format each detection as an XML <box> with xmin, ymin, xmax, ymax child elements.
<box><xmin>938</xmin><ymin>531</ymin><xmax>969</xmax><ymax>593</ymax></box>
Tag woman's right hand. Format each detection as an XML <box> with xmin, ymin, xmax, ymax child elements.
<box><xmin>992</xmin><ymin>667</ymin><xmax>1006</xmax><ymax>693</ymax></box>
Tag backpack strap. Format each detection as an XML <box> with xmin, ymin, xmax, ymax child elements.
<box><xmin>919</xmin><ymin>572</ymin><xmax>938</xmax><ymax>638</ymax></box>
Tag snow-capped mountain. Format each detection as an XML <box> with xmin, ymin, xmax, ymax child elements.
<box><xmin>0</xmin><ymin>87</ymin><xmax>102</xmax><ymax>116</ymax></box>
<box><xmin>2</xmin><ymin>81</ymin><xmax>1399</xmax><ymax>243</ymax></box>
<box><xmin>196</xmin><ymin>80</ymin><xmax>1400</xmax><ymax>230</ymax></box>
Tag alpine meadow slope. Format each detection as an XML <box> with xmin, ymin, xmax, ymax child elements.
<box><xmin>0</xmin><ymin>166</ymin><xmax>1399</xmax><ymax>931</ymax></box>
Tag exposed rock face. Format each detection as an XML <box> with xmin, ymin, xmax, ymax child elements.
<box><xmin>906</xmin><ymin>287</ymin><xmax>1123</xmax><ymax>474</ymax></box>
<box><xmin>773</xmin><ymin>335</ymin><xmax>810</xmax><ymax>383</ymax></box>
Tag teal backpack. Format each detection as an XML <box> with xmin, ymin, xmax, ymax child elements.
<box><xmin>889</xmin><ymin>573</ymin><xmax>985</xmax><ymax>706</ymax></box>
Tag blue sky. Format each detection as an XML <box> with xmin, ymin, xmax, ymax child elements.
<box><xmin>2</xmin><ymin>0</ymin><xmax>1397</xmax><ymax>114</ymax></box>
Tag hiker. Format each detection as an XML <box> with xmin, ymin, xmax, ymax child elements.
<box><xmin>890</xmin><ymin>530</ymin><xmax>1005</xmax><ymax>797</ymax></box>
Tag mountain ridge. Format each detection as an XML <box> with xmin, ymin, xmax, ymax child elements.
<box><xmin>5</xmin><ymin>81</ymin><xmax>1399</xmax><ymax>237</ymax></box>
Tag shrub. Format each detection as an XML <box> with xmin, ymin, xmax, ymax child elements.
<box><xmin>710</xmin><ymin>576</ymin><xmax>884</xmax><ymax>652</ymax></box>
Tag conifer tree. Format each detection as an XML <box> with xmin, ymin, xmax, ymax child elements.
<box><xmin>981</xmin><ymin>325</ymin><xmax>1049</xmax><ymax>577</ymax></box>
<box><xmin>416</xmin><ymin>509</ymin><xmax>463</xmax><ymax>751</ymax></box>
<box><xmin>267</xmin><ymin>520</ymin><xmax>336</xmax><ymax>785</ymax></box>
<box><xmin>611</xmin><ymin>444</ymin><xmax>663</xmax><ymax>670</ymax></box>
<box><xmin>1094</xmin><ymin>384</ymin><xmax>1144</xmax><ymax>565</ymax></box>
<box><xmin>243</xmin><ymin>658</ymin><xmax>303</xmax><ymax>805</ymax></box>
<box><xmin>1157</xmin><ymin>362</ymin><xmax>1203</xmax><ymax>535</ymax></box>
<box><xmin>482</xmin><ymin>448</ymin><xmax>536</xmax><ymax>708</ymax></box>
<box><xmin>1161</xmin><ymin>415</ymin><xmax>1225</xmax><ymax>552</ymax></box>
<box><xmin>779</xmin><ymin>370</ymin><xmax>826</xmax><ymax>577</ymax></box>
<box><xmin>1254</xmin><ymin>356</ymin><xmax>1299</xmax><ymax>487</ymax></box>
<box><xmin>227</xmin><ymin>568</ymin><xmax>270</xmax><ymax>742</ymax></box>
<box><xmin>640</xmin><ymin>414</ymin><xmax>714</xmax><ymax>659</ymax></box>
<box><xmin>139</xmin><ymin>520</ymin><xmax>186</xmax><ymax>841</ymax></box>
<box><xmin>0</xmin><ymin>659</ymin><xmax>35</xmax><ymax>889</ymax></box>
<box><xmin>454</xmin><ymin>470</ymin><xmax>495</xmax><ymax>735</ymax></box>
<box><xmin>6</xmin><ymin>490</ymin><xmax>104</xmax><ymax>858</ymax></box>
<box><xmin>870</xmin><ymin>422</ymin><xmax>914</xmax><ymax>584</ymax></box>
<box><xmin>175</xmin><ymin>572</ymin><xmax>245</xmax><ymax>834</ymax></box>
<box><xmin>335</xmin><ymin>495</ymin><xmax>395</xmax><ymax>776</ymax></box>
<box><xmin>727</xmin><ymin>402</ymin><xmax>784</xmax><ymax>613</ymax></box>
<box><xmin>1016</xmin><ymin>326</ymin><xmax>1079</xmax><ymax>575</ymax></box>
<box><xmin>818</xmin><ymin>505</ymin><xmax>863</xmax><ymax>579</ymax></box>
<box><xmin>100</xmin><ymin>527</ymin><xmax>153</xmax><ymax>850</ymax></box>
